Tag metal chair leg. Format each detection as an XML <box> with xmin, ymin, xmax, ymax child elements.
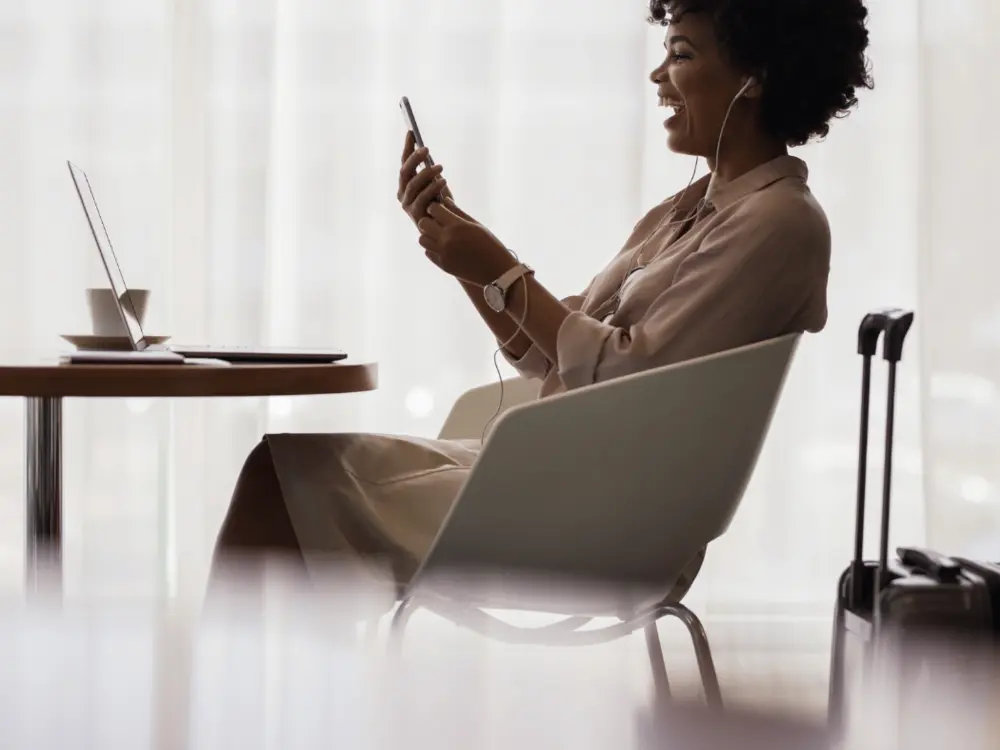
<box><xmin>827</xmin><ymin>600</ymin><xmax>848</xmax><ymax>736</ymax></box>
<box><xmin>389</xmin><ymin>595</ymin><xmax>722</xmax><ymax>709</ymax></box>
<box><xmin>660</xmin><ymin>604</ymin><xmax>723</xmax><ymax>709</ymax></box>
<box><xmin>644</xmin><ymin>623</ymin><xmax>672</xmax><ymax>702</ymax></box>
<box><xmin>389</xmin><ymin>596</ymin><xmax>417</xmax><ymax>656</ymax></box>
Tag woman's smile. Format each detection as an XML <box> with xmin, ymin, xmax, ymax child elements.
<box><xmin>659</xmin><ymin>96</ymin><xmax>686</xmax><ymax>130</ymax></box>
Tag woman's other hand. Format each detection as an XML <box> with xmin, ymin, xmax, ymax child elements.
<box><xmin>417</xmin><ymin>200</ymin><xmax>516</xmax><ymax>286</ymax></box>
<box><xmin>397</xmin><ymin>130</ymin><xmax>451</xmax><ymax>225</ymax></box>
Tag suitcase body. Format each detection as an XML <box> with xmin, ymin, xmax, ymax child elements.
<box><xmin>827</xmin><ymin>309</ymin><xmax>1000</xmax><ymax>737</ymax></box>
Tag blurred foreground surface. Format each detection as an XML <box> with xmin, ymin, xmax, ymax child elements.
<box><xmin>0</xmin><ymin>564</ymin><xmax>997</xmax><ymax>750</ymax></box>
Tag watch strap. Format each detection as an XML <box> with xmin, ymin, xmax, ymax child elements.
<box><xmin>492</xmin><ymin>262</ymin><xmax>534</xmax><ymax>295</ymax></box>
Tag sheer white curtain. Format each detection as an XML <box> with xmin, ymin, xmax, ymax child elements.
<box><xmin>0</xmin><ymin>0</ymin><xmax>997</xmax><ymax>701</ymax></box>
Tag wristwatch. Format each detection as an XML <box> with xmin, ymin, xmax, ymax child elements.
<box><xmin>484</xmin><ymin>263</ymin><xmax>534</xmax><ymax>313</ymax></box>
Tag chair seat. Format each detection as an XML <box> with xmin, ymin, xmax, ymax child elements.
<box><xmin>409</xmin><ymin>567</ymin><xmax>679</xmax><ymax>618</ymax></box>
<box><xmin>399</xmin><ymin>589</ymin><xmax>682</xmax><ymax>648</ymax></box>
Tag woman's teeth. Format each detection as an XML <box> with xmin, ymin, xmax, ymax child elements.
<box><xmin>659</xmin><ymin>97</ymin><xmax>684</xmax><ymax>114</ymax></box>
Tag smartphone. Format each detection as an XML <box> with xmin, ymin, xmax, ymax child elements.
<box><xmin>399</xmin><ymin>96</ymin><xmax>435</xmax><ymax>169</ymax></box>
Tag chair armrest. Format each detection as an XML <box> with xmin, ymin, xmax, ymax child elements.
<box><xmin>437</xmin><ymin>377</ymin><xmax>540</xmax><ymax>440</ymax></box>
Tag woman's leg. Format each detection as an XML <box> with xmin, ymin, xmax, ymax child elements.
<box><xmin>211</xmin><ymin>438</ymin><xmax>305</xmax><ymax>579</ymax></box>
<box><xmin>212</xmin><ymin>432</ymin><xmax>475</xmax><ymax>592</ymax></box>
<box><xmin>209</xmin><ymin>436</ymin><xmax>397</xmax><ymax>618</ymax></box>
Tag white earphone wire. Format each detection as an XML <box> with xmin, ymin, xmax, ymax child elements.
<box><xmin>614</xmin><ymin>77</ymin><xmax>752</xmax><ymax>293</ymax></box>
<box><xmin>658</xmin><ymin>77</ymin><xmax>752</xmax><ymax>230</ymax></box>
<box><xmin>484</xmin><ymin>252</ymin><xmax>529</xmax><ymax>442</ymax></box>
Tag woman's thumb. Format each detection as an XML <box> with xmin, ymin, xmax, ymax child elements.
<box><xmin>442</xmin><ymin>198</ymin><xmax>471</xmax><ymax>221</ymax></box>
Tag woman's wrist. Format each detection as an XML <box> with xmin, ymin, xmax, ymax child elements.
<box><xmin>502</xmin><ymin>335</ymin><xmax>532</xmax><ymax>360</ymax></box>
<box><xmin>502</xmin><ymin>272</ymin><xmax>572</xmax><ymax>365</ymax></box>
<box><xmin>479</xmin><ymin>246</ymin><xmax>520</xmax><ymax>287</ymax></box>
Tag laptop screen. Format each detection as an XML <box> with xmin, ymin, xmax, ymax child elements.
<box><xmin>67</xmin><ymin>161</ymin><xmax>146</xmax><ymax>349</ymax></box>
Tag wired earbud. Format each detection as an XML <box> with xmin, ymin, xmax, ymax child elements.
<box><xmin>740</xmin><ymin>73</ymin><xmax>764</xmax><ymax>98</ymax></box>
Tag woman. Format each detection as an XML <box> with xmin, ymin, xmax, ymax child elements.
<box><xmin>213</xmin><ymin>0</ymin><xmax>873</xmax><ymax>592</ymax></box>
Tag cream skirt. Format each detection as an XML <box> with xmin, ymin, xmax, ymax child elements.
<box><xmin>267</xmin><ymin>433</ymin><xmax>481</xmax><ymax>585</ymax></box>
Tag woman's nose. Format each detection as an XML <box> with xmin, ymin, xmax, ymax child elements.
<box><xmin>649</xmin><ymin>57</ymin><xmax>669</xmax><ymax>85</ymax></box>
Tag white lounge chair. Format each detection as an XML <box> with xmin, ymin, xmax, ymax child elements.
<box><xmin>390</xmin><ymin>334</ymin><xmax>802</xmax><ymax>707</ymax></box>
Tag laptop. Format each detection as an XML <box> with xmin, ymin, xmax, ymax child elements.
<box><xmin>68</xmin><ymin>161</ymin><xmax>348</xmax><ymax>364</ymax></box>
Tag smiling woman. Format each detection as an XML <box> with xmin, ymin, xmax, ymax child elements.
<box><xmin>649</xmin><ymin>0</ymin><xmax>874</xmax><ymax>150</ymax></box>
<box><xmin>211</xmin><ymin>0</ymin><xmax>875</xmax><ymax>600</ymax></box>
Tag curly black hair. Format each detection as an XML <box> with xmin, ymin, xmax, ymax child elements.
<box><xmin>649</xmin><ymin>0</ymin><xmax>873</xmax><ymax>146</ymax></box>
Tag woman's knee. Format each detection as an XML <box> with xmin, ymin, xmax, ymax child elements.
<box><xmin>217</xmin><ymin>437</ymin><xmax>299</xmax><ymax>551</ymax></box>
<box><xmin>237</xmin><ymin>437</ymin><xmax>276</xmax><ymax>482</ymax></box>
<box><xmin>229</xmin><ymin>437</ymin><xmax>282</xmax><ymax>509</ymax></box>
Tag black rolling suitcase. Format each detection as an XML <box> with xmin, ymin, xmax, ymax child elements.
<box><xmin>827</xmin><ymin>308</ymin><xmax>1000</xmax><ymax>737</ymax></box>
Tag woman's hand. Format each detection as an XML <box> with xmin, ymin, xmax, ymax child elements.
<box><xmin>397</xmin><ymin>131</ymin><xmax>451</xmax><ymax>225</ymax></box>
<box><xmin>416</xmin><ymin>199</ymin><xmax>517</xmax><ymax>287</ymax></box>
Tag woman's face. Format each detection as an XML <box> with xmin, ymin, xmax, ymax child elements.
<box><xmin>649</xmin><ymin>12</ymin><xmax>755</xmax><ymax>158</ymax></box>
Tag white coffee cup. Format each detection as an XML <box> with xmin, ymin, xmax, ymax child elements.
<box><xmin>85</xmin><ymin>288</ymin><xmax>150</xmax><ymax>337</ymax></box>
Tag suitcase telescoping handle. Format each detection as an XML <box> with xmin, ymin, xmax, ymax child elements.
<box><xmin>849</xmin><ymin>308</ymin><xmax>915</xmax><ymax>609</ymax></box>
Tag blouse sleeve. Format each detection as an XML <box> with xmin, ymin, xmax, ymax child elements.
<box><xmin>500</xmin><ymin>293</ymin><xmax>588</xmax><ymax>380</ymax></box>
<box><xmin>554</xmin><ymin>200</ymin><xmax>829</xmax><ymax>390</ymax></box>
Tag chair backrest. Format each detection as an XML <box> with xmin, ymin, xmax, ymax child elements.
<box><xmin>437</xmin><ymin>377</ymin><xmax>541</xmax><ymax>441</ymax></box>
<box><xmin>415</xmin><ymin>334</ymin><xmax>801</xmax><ymax>600</ymax></box>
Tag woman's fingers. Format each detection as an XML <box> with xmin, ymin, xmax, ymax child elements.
<box><xmin>411</xmin><ymin>174</ymin><xmax>448</xmax><ymax>217</ymax></box>
<box><xmin>424</xmin><ymin>250</ymin><xmax>444</xmax><ymax>269</ymax></box>
<box><xmin>418</xmin><ymin>234</ymin><xmax>439</xmax><ymax>253</ymax></box>
<box><xmin>417</xmin><ymin>216</ymin><xmax>443</xmax><ymax>238</ymax></box>
<box><xmin>397</xmin><ymin>148</ymin><xmax>433</xmax><ymax>199</ymax></box>
<box><xmin>398</xmin><ymin>150</ymin><xmax>427</xmax><ymax>201</ymax></box>
<box><xmin>441</xmin><ymin>198</ymin><xmax>472</xmax><ymax>221</ymax></box>
<box><xmin>400</xmin><ymin>163</ymin><xmax>442</xmax><ymax>207</ymax></box>
<box><xmin>403</xmin><ymin>147</ymin><xmax>430</xmax><ymax>173</ymax></box>
<box><xmin>427</xmin><ymin>200</ymin><xmax>461</xmax><ymax>225</ymax></box>
<box><xmin>397</xmin><ymin>135</ymin><xmax>418</xmax><ymax>200</ymax></box>
<box><xmin>402</xmin><ymin>130</ymin><xmax>415</xmax><ymax>162</ymax></box>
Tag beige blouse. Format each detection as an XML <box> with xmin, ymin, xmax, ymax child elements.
<box><xmin>504</xmin><ymin>154</ymin><xmax>830</xmax><ymax>398</ymax></box>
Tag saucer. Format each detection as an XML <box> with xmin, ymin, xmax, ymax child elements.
<box><xmin>60</xmin><ymin>334</ymin><xmax>172</xmax><ymax>352</ymax></box>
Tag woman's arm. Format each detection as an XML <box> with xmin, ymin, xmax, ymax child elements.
<box><xmin>500</xmin><ymin>274</ymin><xmax>571</xmax><ymax>365</ymax></box>
<box><xmin>417</xmin><ymin>198</ymin><xmax>578</xmax><ymax>371</ymax></box>
<box><xmin>503</xmin><ymin>202</ymin><xmax>829</xmax><ymax>390</ymax></box>
<box><xmin>457</xmin><ymin>279</ymin><xmax>533</xmax><ymax>359</ymax></box>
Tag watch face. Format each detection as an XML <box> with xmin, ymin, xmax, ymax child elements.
<box><xmin>484</xmin><ymin>284</ymin><xmax>505</xmax><ymax>312</ymax></box>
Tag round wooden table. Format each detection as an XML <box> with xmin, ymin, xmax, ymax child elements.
<box><xmin>0</xmin><ymin>361</ymin><xmax>378</xmax><ymax>592</ymax></box>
